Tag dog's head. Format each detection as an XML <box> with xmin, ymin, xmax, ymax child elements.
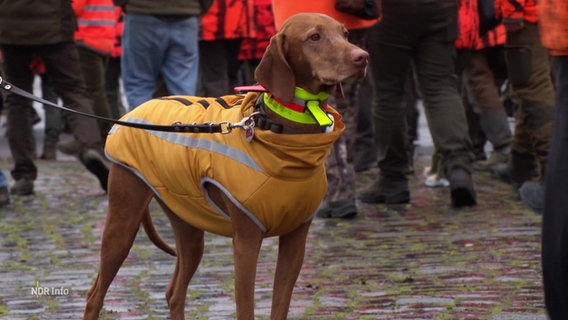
<box><xmin>255</xmin><ymin>13</ymin><xmax>369</xmax><ymax>103</ymax></box>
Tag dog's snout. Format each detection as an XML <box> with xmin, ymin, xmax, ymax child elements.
<box><xmin>351</xmin><ymin>49</ymin><xmax>369</xmax><ymax>67</ymax></box>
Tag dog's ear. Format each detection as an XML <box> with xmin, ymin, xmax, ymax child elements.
<box><xmin>255</xmin><ymin>33</ymin><xmax>296</xmax><ymax>102</ymax></box>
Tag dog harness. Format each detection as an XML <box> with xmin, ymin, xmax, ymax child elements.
<box><xmin>105</xmin><ymin>92</ymin><xmax>344</xmax><ymax>237</ymax></box>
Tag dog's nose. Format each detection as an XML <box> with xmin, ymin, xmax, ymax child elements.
<box><xmin>352</xmin><ymin>49</ymin><xmax>369</xmax><ymax>67</ymax></box>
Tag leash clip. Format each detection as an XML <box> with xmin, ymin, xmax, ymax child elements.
<box><xmin>228</xmin><ymin>112</ymin><xmax>259</xmax><ymax>142</ymax></box>
<box><xmin>227</xmin><ymin>112</ymin><xmax>260</xmax><ymax>132</ymax></box>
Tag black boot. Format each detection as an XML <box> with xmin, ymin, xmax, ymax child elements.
<box><xmin>358</xmin><ymin>175</ymin><xmax>410</xmax><ymax>204</ymax></box>
<box><xmin>448</xmin><ymin>167</ymin><xmax>476</xmax><ymax>207</ymax></box>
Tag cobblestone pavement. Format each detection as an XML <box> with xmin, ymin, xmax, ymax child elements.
<box><xmin>0</xmin><ymin>142</ymin><xmax>546</xmax><ymax>319</ymax></box>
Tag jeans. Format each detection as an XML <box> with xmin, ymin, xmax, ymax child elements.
<box><xmin>542</xmin><ymin>56</ymin><xmax>568</xmax><ymax>319</ymax></box>
<box><xmin>122</xmin><ymin>13</ymin><xmax>199</xmax><ymax>110</ymax></box>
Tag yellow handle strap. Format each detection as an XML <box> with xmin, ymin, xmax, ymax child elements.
<box><xmin>306</xmin><ymin>100</ymin><xmax>333</xmax><ymax>126</ymax></box>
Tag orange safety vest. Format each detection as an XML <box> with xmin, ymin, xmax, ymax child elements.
<box><xmin>200</xmin><ymin>0</ymin><xmax>256</xmax><ymax>41</ymax></box>
<box><xmin>538</xmin><ymin>0</ymin><xmax>568</xmax><ymax>56</ymax></box>
<box><xmin>495</xmin><ymin>0</ymin><xmax>538</xmax><ymax>24</ymax></box>
<box><xmin>111</xmin><ymin>6</ymin><xmax>124</xmax><ymax>58</ymax></box>
<box><xmin>105</xmin><ymin>92</ymin><xmax>344</xmax><ymax>237</ymax></box>
<box><xmin>73</xmin><ymin>0</ymin><xmax>116</xmax><ymax>55</ymax></box>
<box><xmin>456</xmin><ymin>0</ymin><xmax>480</xmax><ymax>49</ymax></box>
<box><xmin>270</xmin><ymin>1</ymin><xmax>379</xmax><ymax>31</ymax></box>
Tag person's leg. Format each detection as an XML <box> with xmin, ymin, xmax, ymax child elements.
<box><xmin>542</xmin><ymin>55</ymin><xmax>568</xmax><ymax>319</ymax></box>
<box><xmin>227</xmin><ymin>39</ymin><xmax>243</xmax><ymax>93</ymax></box>
<box><xmin>358</xmin><ymin>19</ymin><xmax>413</xmax><ymax>204</ymax></box>
<box><xmin>413</xmin><ymin>7</ymin><xmax>476</xmax><ymax>206</ymax></box>
<box><xmin>39</xmin><ymin>42</ymin><xmax>103</xmax><ymax>150</ymax></box>
<box><xmin>0</xmin><ymin>170</ymin><xmax>9</xmax><ymax>206</ymax></box>
<box><xmin>1</xmin><ymin>44</ymin><xmax>37</xmax><ymax>194</ymax></box>
<box><xmin>318</xmin><ymin>82</ymin><xmax>358</xmax><ymax>219</ymax></box>
<box><xmin>467</xmin><ymin>49</ymin><xmax>512</xmax><ymax>163</ymax></box>
<box><xmin>39</xmin><ymin>74</ymin><xmax>62</xmax><ymax>160</ymax></box>
<box><xmin>462</xmin><ymin>81</ymin><xmax>488</xmax><ymax>162</ymax></box>
<box><xmin>505</xmin><ymin>23</ymin><xmax>555</xmax><ymax>179</ymax></box>
<box><xmin>105</xmin><ymin>57</ymin><xmax>123</xmax><ymax>119</ymax></box>
<box><xmin>162</xmin><ymin>16</ymin><xmax>199</xmax><ymax>96</ymax></box>
<box><xmin>415</xmin><ymin>39</ymin><xmax>474</xmax><ymax>178</ymax></box>
<box><xmin>370</xmin><ymin>35</ymin><xmax>412</xmax><ymax>179</ymax></box>
<box><xmin>78</xmin><ymin>47</ymin><xmax>113</xmax><ymax>139</ymax></box>
<box><xmin>39</xmin><ymin>42</ymin><xmax>109</xmax><ymax>192</ymax></box>
<box><xmin>122</xmin><ymin>13</ymin><xmax>165</xmax><ymax>109</ymax></box>
<box><xmin>198</xmin><ymin>40</ymin><xmax>229</xmax><ymax>97</ymax></box>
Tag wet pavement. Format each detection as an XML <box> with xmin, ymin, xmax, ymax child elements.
<box><xmin>0</xmin><ymin>118</ymin><xmax>547</xmax><ymax>319</ymax></box>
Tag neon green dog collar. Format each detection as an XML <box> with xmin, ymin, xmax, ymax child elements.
<box><xmin>263</xmin><ymin>88</ymin><xmax>333</xmax><ymax>126</ymax></box>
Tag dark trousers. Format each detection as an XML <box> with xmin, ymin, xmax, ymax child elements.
<box><xmin>465</xmin><ymin>48</ymin><xmax>512</xmax><ymax>151</ymax></box>
<box><xmin>505</xmin><ymin>23</ymin><xmax>555</xmax><ymax>176</ymax></box>
<box><xmin>0</xmin><ymin>42</ymin><xmax>102</xmax><ymax>181</ymax></box>
<box><xmin>198</xmin><ymin>39</ymin><xmax>242</xmax><ymax>97</ymax></box>
<box><xmin>368</xmin><ymin>0</ymin><xmax>473</xmax><ymax>180</ymax></box>
<box><xmin>542</xmin><ymin>56</ymin><xmax>568</xmax><ymax>319</ymax></box>
<box><xmin>39</xmin><ymin>74</ymin><xmax>62</xmax><ymax>147</ymax></box>
<box><xmin>105</xmin><ymin>56</ymin><xmax>125</xmax><ymax>119</ymax></box>
<box><xmin>78</xmin><ymin>47</ymin><xmax>112</xmax><ymax>139</ymax></box>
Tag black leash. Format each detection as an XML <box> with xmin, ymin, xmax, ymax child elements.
<box><xmin>0</xmin><ymin>76</ymin><xmax>257</xmax><ymax>134</ymax></box>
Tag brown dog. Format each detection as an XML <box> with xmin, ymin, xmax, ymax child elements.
<box><xmin>83</xmin><ymin>13</ymin><xmax>368</xmax><ymax>320</ymax></box>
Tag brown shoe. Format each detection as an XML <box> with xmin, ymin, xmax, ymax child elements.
<box><xmin>472</xmin><ymin>151</ymin><xmax>509</xmax><ymax>171</ymax></box>
<box><xmin>11</xmin><ymin>179</ymin><xmax>34</xmax><ymax>196</ymax></box>
<box><xmin>358</xmin><ymin>176</ymin><xmax>410</xmax><ymax>204</ymax></box>
<box><xmin>57</xmin><ymin>140</ymin><xmax>82</xmax><ymax>156</ymax></box>
<box><xmin>40</xmin><ymin>145</ymin><xmax>57</xmax><ymax>160</ymax></box>
<box><xmin>0</xmin><ymin>186</ymin><xmax>10</xmax><ymax>206</ymax></box>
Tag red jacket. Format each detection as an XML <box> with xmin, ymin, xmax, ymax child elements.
<box><xmin>539</xmin><ymin>0</ymin><xmax>568</xmax><ymax>56</ymax></box>
<box><xmin>200</xmin><ymin>0</ymin><xmax>256</xmax><ymax>41</ymax></box>
<box><xmin>495</xmin><ymin>0</ymin><xmax>538</xmax><ymax>24</ymax></box>
<box><xmin>73</xmin><ymin>0</ymin><xmax>116</xmax><ymax>55</ymax></box>
<box><xmin>238</xmin><ymin>0</ymin><xmax>275</xmax><ymax>61</ymax></box>
<box><xmin>475</xmin><ymin>24</ymin><xmax>506</xmax><ymax>49</ymax></box>
<box><xmin>456</xmin><ymin>0</ymin><xmax>479</xmax><ymax>49</ymax></box>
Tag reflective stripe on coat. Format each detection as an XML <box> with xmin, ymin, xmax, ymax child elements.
<box><xmin>105</xmin><ymin>92</ymin><xmax>344</xmax><ymax>237</ymax></box>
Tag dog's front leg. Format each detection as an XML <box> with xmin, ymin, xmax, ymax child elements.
<box><xmin>230</xmin><ymin>208</ymin><xmax>263</xmax><ymax>320</ymax></box>
<box><xmin>271</xmin><ymin>220</ymin><xmax>312</xmax><ymax>320</ymax></box>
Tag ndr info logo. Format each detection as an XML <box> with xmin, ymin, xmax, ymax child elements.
<box><xmin>31</xmin><ymin>281</ymin><xmax>70</xmax><ymax>296</ymax></box>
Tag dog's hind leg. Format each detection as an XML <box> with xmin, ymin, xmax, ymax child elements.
<box><xmin>160</xmin><ymin>203</ymin><xmax>205</xmax><ymax>320</ymax></box>
<box><xmin>271</xmin><ymin>220</ymin><xmax>312</xmax><ymax>320</ymax></box>
<box><xmin>83</xmin><ymin>164</ymin><xmax>154</xmax><ymax>320</ymax></box>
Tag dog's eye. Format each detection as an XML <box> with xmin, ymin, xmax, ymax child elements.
<box><xmin>309</xmin><ymin>33</ymin><xmax>321</xmax><ymax>41</ymax></box>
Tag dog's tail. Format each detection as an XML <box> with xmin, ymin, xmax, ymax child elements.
<box><xmin>142</xmin><ymin>209</ymin><xmax>177</xmax><ymax>256</ymax></box>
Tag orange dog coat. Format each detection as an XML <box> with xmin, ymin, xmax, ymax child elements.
<box><xmin>105</xmin><ymin>92</ymin><xmax>344</xmax><ymax>237</ymax></box>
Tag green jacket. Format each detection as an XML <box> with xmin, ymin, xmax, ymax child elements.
<box><xmin>115</xmin><ymin>0</ymin><xmax>214</xmax><ymax>16</ymax></box>
<box><xmin>0</xmin><ymin>0</ymin><xmax>76</xmax><ymax>45</ymax></box>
